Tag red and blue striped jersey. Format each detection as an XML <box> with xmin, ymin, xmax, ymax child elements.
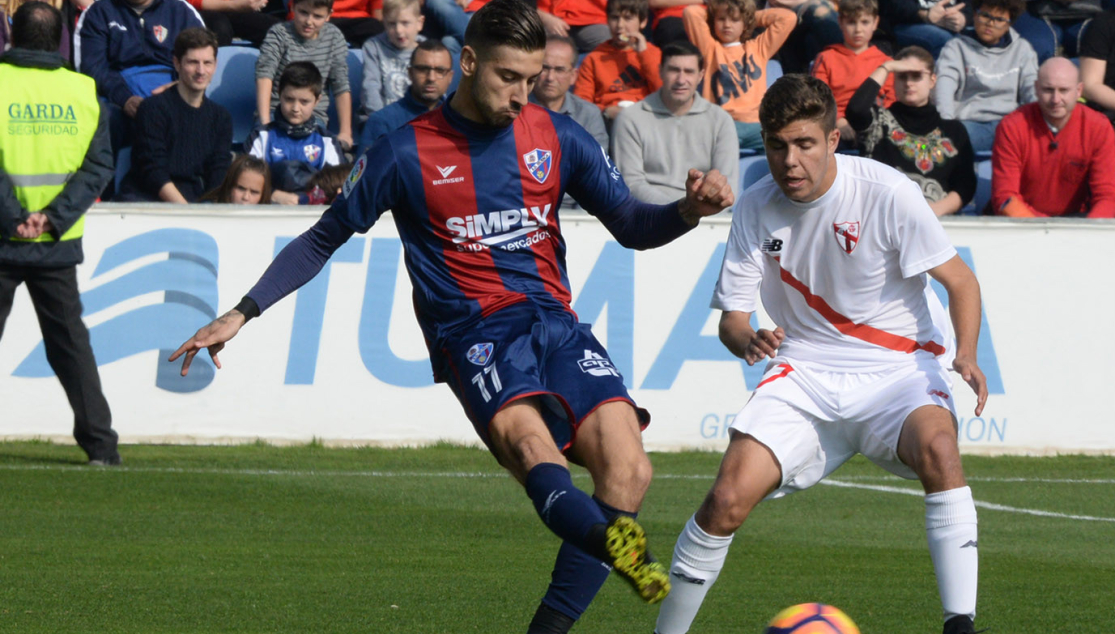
<box><xmin>332</xmin><ymin>100</ymin><xmax>632</xmax><ymax>346</ymax></box>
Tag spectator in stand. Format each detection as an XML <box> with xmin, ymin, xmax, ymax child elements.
<box><xmin>683</xmin><ymin>0</ymin><xmax>795</xmax><ymax>149</ymax></box>
<box><xmin>573</xmin><ymin>0</ymin><xmax>662</xmax><ymax>123</ymax></box>
<box><xmin>992</xmin><ymin>56</ymin><xmax>1115</xmax><ymax>217</ymax></box>
<box><xmin>359</xmin><ymin>0</ymin><xmax>424</xmax><ymax>121</ymax></box>
<box><xmin>419</xmin><ymin>0</ymin><xmax>467</xmax><ymax>54</ymax></box>
<box><xmin>648</xmin><ymin>0</ymin><xmax>698</xmax><ymax>47</ymax></box>
<box><xmin>1012</xmin><ymin>0</ymin><xmax>1101</xmax><ymax>62</ymax></box>
<box><xmin>284</xmin><ymin>0</ymin><xmax>381</xmax><ymax>46</ymax></box>
<box><xmin>0</xmin><ymin>8</ymin><xmax>7</xmax><ymax>51</ymax></box>
<box><xmin>119</xmin><ymin>28</ymin><xmax>232</xmax><ymax>202</ymax></box>
<box><xmin>185</xmin><ymin>0</ymin><xmax>278</xmax><ymax>47</ymax></box>
<box><xmin>75</xmin><ymin>0</ymin><xmax>203</xmax><ymax>118</ymax></box>
<box><xmin>247</xmin><ymin>62</ymin><xmax>343</xmax><ymax>204</ymax></box>
<box><xmin>257</xmin><ymin>0</ymin><xmax>354</xmax><ymax>149</ymax></box>
<box><xmin>811</xmin><ymin>0</ymin><xmax>895</xmax><ymax>147</ymax></box>
<box><xmin>200</xmin><ymin>154</ymin><xmax>274</xmax><ymax>204</ymax></box>
<box><xmin>302</xmin><ymin>162</ymin><xmax>350</xmax><ymax>203</ymax></box>
<box><xmin>1079</xmin><ymin>6</ymin><xmax>1115</xmax><ymax>120</ymax></box>
<box><xmin>359</xmin><ymin>39</ymin><xmax>453</xmax><ymax>150</ymax></box>
<box><xmin>881</xmin><ymin>0</ymin><xmax>972</xmax><ymax>59</ymax></box>
<box><xmin>2</xmin><ymin>0</ymin><xmax>73</xmax><ymax>57</ymax></box>
<box><xmin>846</xmin><ymin>45</ymin><xmax>975</xmax><ymax>216</ymax></box>
<box><xmin>766</xmin><ymin>0</ymin><xmax>844</xmax><ymax>75</ymax></box>
<box><xmin>530</xmin><ymin>36</ymin><xmax>608</xmax><ymax>149</ymax></box>
<box><xmin>934</xmin><ymin>0</ymin><xmax>1037</xmax><ymax>153</ymax></box>
<box><xmin>538</xmin><ymin>0</ymin><xmax>611</xmax><ymax>54</ymax></box>
<box><xmin>611</xmin><ymin>41</ymin><xmax>739</xmax><ymax>203</ymax></box>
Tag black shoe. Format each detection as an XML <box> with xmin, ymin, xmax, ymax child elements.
<box><xmin>944</xmin><ymin>615</ymin><xmax>988</xmax><ymax>634</ymax></box>
<box><xmin>88</xmin><ymin>454</ymin><xmax>122</xmax><ymax>466</ymax></box>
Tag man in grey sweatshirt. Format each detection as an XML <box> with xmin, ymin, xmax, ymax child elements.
<box><xmin>934</xmin><ymin>0</ymin><xmax>1038</xmax><ymax>152</ymax></box>
<box><xmin>611</xmin><ymin>41</ymin><xmax>739</xmax><ymax>205</ymax></box>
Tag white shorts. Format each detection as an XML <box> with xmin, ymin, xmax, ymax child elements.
<box><xmin>729</xmin><ymin>356</ymin><xmax>957</xmax><ymax>498</ymax></box>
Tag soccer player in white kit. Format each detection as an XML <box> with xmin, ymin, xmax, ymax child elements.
<box><xmin>653</xmin><ymin>75</ymin><xmax>989</xmax><ymax>634</ymax></box>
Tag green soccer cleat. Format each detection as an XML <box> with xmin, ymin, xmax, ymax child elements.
<box><xmin>604</xmin><ymin>515</ymin><xmax>671</xmax><ymax>604</ymax></box>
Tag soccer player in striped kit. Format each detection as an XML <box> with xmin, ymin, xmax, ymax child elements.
<box><xmin>170</xmin><ymin>0</ymin><xmax>734</xmax><ymax>631</ymax></box>
<box><xmin>653</xmin><ymin>74</ymin><xmax>988</xmax><ymax>634</ymax></box>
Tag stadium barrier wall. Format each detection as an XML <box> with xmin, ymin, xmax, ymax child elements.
<box><xmin>2</xmin><ymin>204</ymin><xmax>1113</xmax><ymax>455</ymax></box>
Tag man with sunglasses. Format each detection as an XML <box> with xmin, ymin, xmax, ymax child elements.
<box><xmin>934</xmin><ymin>0</ymin><xmax>1038</xmax><ymax>153</ymax></box>
<box><xmin>359</xmin><ymin>39</ymin><xmax>456</xmax><ymax>150</ymax></box>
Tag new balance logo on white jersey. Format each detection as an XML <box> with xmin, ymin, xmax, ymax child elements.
<box><xmin>578</xmin><ymin>350</ymin><xmax>619</xmax><ymax>377</ymax></box>
<box><xmin>761</xmin><ymin>238</ymin><xmax>783</xmax><ymax>253</ymax></box>
<box><xmin>445</xmin><ymin>204</ymin><xmax>551</xmax><ymax>245</ymax></box>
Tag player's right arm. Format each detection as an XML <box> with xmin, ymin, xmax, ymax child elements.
<box><xmin>719</xmin><ymin>311</ymin><xmax>785</xmax><ymax>366</ymax></box>
<box><xmin>170</xmin><ymin>140</ymin><xmax>403</xmax><ymax>376</ymax></box>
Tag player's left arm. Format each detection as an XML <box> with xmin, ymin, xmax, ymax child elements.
<box><xmin>928</xmin><ymin>255</ymin><xmax>988</xmax><ymax>416</ymax></box>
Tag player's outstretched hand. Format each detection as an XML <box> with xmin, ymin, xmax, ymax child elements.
<box><xmin>680</xmin><ymin>168</ymin><xmax>734</xmax><ymax>223</ymax></box>
<box><xmin>953</xmin><ymin>355</ymin><xmax>987</xmax><ymax>416</ymax></box>
<box><xmin>168</xmin><ymin>310</ymin><xmax>248</xmax><ymax>377</ymax></box>
<box><xmin>744</xmin><ymin>327</ymin><xmax>784</xmax><ymax>366</ymax></box>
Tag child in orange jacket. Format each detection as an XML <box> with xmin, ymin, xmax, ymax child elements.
<box><xmin>683</xmin><ymin>0</ymin><xmax>795</xmax><ymax>149</ymax></box>
<box><xmin>573</xmin><ymin>0</ymin><xmax>663</xmax><ymax>121</ymax></box>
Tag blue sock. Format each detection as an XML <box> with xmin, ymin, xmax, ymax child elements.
<box><xmin>525</xmin><ymin>463</ymin><xmax>609</xmax><ymax>554</ymax></box>
<box><xmin>539</xmin><ymin>497</ymin><xmax>637</xmax><ymax>622</ymax></box>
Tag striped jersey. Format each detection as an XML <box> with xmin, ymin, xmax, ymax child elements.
<box><xmin>332</xmin><ymin>100</ymin><xmax>632</xmax><ymax>348</ymax></box>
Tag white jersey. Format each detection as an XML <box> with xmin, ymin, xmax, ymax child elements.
<box><xmin>712</xmin><ymin>154</ymin><xmax>957</xmax><ymax>371</ymax></box>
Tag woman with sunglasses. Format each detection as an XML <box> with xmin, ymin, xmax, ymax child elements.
<box><xmin>845</xmin><ymin>45</ymin><xmax>977</xmax><ymax>216</ymax></box>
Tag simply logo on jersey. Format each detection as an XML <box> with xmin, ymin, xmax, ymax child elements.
<box><xmin>466</xmin><ymin>342</ymin><xmax>493</xmax><ymax>366</ymax></box>
<box><xmin>523</xmin><ymin>148</ymin><xmax>552</xmax><ymax>184</ymax></box>
<box><xmin>343</xmin><ymin>155</ymin><xmax>366</xmax><ymax>199</ymax></box>
<box><xmin>833</xmin><ymin>221</ymin><xmax>859</xmax><ymax>254</ymax></box>
<box><xmin>578</xmin><ymin>350</ymin><xmax>619</xmax><ymax>377</ymax></box>
<box><xmin>445</xmin><ymin>204</ymin><xmax>552</xmax><ymax>246</ymax></box>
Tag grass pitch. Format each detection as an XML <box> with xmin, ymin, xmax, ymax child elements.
<box><xmin>0</xmin><ymin>441</ymin><xmax>1111</xmax><ymax>633</ymax></box>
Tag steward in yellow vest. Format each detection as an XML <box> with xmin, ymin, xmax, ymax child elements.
<box><xmin>0</xmin><ymin>1</ymin><xmax>120</xmax><ymax>466</ymax></box>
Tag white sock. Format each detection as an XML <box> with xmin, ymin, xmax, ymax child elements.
<box><xmin>925</xmin><ymin>486</ymin><xmax>979</xmax><ymax>622</ymax></box>
<box><xmin>654</xmin><ymin>514</ymin><xmax>735</xmax><ymax>634</ymax></box>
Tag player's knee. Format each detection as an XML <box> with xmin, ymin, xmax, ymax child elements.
<box><xmin>915</xmin><ymin>430</ymin><xmax>963</xmax><ymax>484</ymax></box>
<box><xmin>608</xmin><ymin>452</ymin><xmax>653</xmax><ymax>496</ymax></box>
<box><xmin>701</xmin><ymin>483</ymin><xmax>754</xmax><ymax>534</ymax></box>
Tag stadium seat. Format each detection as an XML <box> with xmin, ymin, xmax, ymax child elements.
<box><xmin>767</xmin><ymin>59</ymin><xmax>782</xmax><ymax>87</ymax></box>
<box><xmin>968</xmin><ymin>159</ymin><xmax>993</xmax><ymax>215</ymax></box>
<box><xmin>740</xmin><ymin>154</ymin><xmax>771</xmax><ymax>192</ymax></box>
<box><xmin>114</xmin><ymin>146</ymin><xmax>132</xmax><ymax>194</ymax></box>
<box><xmin>327</xmin><ymin>48</ymin><xmax>365</xmax><ymax>136</ymax></box>
<box><xmin>207</xmin><ymin>46</ymin><xmax>261</xmax><ymax>149</ymax></box>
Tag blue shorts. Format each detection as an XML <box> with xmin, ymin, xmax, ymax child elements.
<box><xmin>436</xmin><ymin>302</ymin><xmax>649</xmax><ymax>452</ymax></box>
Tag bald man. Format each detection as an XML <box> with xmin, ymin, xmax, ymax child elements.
<box><xmin>990</xmin><ymin>56</ymin><xmax>1115</xmax><ymax>217</ymax></box>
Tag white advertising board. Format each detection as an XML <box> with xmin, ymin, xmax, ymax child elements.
<box><xmin>2</xmin><ymin>205</ymin><xmax>1113</xmax><ymax>454</ymax></box>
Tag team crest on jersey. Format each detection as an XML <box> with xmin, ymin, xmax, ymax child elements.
<box><xmin>153</xmin><ymin>25</ymin><xmax>168</xmax><ymax>43</ymax></box>
<box><xmin>833</xmin><ymin>221</ymin><xmax>860</xmax><ymax>254</ymax></box>
<box><xmin>523</xmin><ymin>148</ymin><xmax>552</xmax><ymax>184</ymax></box>
<box><xmin>467</xmin><ymin>343</ymin><xmax>494</xmax><ymax>366</ymax></box>
<box><xmin>343</xmin><ymin>155</ymin><xmax>366</xmax><ymax>199</ymax></box>
<box><xmin>303</xmin><ymin>144</ymin><xmax>322</xmax><ymax>163</ymax></box>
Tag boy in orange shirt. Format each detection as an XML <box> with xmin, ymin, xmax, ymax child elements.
<box><xmin>811</xmin><ymin>0</ymin><xmax>895</xmax><ymax>145</ymax></box>
<box><xmin>683</xmin><ymin>0</ymin><xmax>795</xmax><ymax>149</ymax></box>
<box><xmin>573</xmin><ymin>0</ymin><xmax>663</xmax><ymax>122</ymax></box>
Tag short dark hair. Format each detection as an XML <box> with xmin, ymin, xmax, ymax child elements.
<box><xmin>173</xmin><ymin>27</ymin><xmax>219</xmax><ymax>60</ymax></box>
<box><xmin>278</xmin><ymin>61</ymin><xmax>324</xmax><ymax>97</ymax></box>
<box><xmin>291</xmin><ymin>0</ymin><xmax>334</xmax><ymax>11</ymax></box>
<box><xmin>410</xmin><ymin>38</ymin><xmax>452</xmax><ymax>63</ymax></box>
<box><xmin>661</xmin><ymin>40</ymin><xmax>703</xmax><ymax>71</ymax></box>
<box><xmin>893</xmin><ymin>45</ymin><xmax>935</xmax><ymax>71</ymax></box>
<box><xmin>11</xmin><ymin>1</ymin><xmax>62</xmax><ymax>52</ymax></box>
<box><xmin>838</xmin><ymin>0</ymin><xmax>878</xmax><ymax>20</ymax></box>
<box><xmin>759</xmin><ymin>74</ymin><xmax>837</xmax><ymax>135</ymax></box>
<box><xmin>975</xmin><ymin>0</ymin><xmax>1025</xmax><ymax>21</ymax></box>
<box><xmin>606</xmin><ymin>0</ymin><xmax>648</xmax><ymax>21</ymax></box>
<box><xmin>546</xmin><ymin>35</ymin><xmax>577</xmax><ymax>62</ymax></box>
<box><xmin>464</xmin><ymin>0</ymin><xmax>546</xmax><ymax>59</ymax></box>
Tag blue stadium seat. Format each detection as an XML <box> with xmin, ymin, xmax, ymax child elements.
<box><xmin>114</xmin><ymin>146</ymin><xmax>131</xmax><ymax>194</ymax></box>
<box><xmin>970</xmin><ymin>159</ymin><xmax>993</xmax><ymax>215</ymax></box>
<box><xmin>327</xmin><ymin>48</ymin><xmax>365</xmax><ymax>136</ymax></box>
<box><xmin>740</xmin><ymin>154</ymin><xmax>771</xmax><ymax>192</ymax></box>
<box><xmin>767</xmin><ymin>59</ymin><xmax>782</xmax><ymax>87</ymax></box>
<box><xmin>207</xmin><ymin>46</ymin><xmax>261</xmax><ymax>149</ymax></box>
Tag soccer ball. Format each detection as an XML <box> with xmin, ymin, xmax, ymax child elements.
<box><xmin>764</xmin><ymin>603</ymin><xmax>860</xmax><ymax>634</ymax></box>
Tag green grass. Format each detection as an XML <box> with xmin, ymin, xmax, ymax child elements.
<box><xmin>0</xmin><ymin>442</ymin><xmax>1111</xmax><ymax>633</ymax></box>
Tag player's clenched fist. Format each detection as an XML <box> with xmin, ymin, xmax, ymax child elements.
<box><xmin>168</xmin><ymin>309</ymin><xmax>248</xmax><ymax>376</ymax></box>
<box><xmin>745</xmin><ymin>327</ymin><xmax>785</xmax><ymax>366</ymax></box>
<box><xmin>680</xmin><ymin>168</ymin><xmax>734</xmax><ymax>223</ymax></box>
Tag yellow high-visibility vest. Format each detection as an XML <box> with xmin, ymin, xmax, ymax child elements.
<box><xmin>0</xmin><ymin>63</ymin><xmax>100</xmax><ymax>242</ymax></box>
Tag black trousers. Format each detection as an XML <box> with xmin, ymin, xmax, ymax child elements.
<box><xmin>200</xmin><ymin>9</ymin><xmax>281</xmax><ymax>47</ymax></box>
<box><xmin>0</xmin><ymin>264</ymin><xmax>117</xmax><ymax>460</ymax></box>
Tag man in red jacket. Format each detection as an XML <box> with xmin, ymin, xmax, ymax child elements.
<box><xmin>991</xmin><ymin>56</ymin><xmax>1115</xmax><ymax>218</ymax></box>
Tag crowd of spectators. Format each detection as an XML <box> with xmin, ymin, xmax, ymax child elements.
<box><xmin>4</xmin><ymin>0</ymin><xmax>1115</xmax><ymax>216</ymax></box>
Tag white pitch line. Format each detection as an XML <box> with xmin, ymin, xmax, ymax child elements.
<box><xmin>821</xmin><ymin>479</ymin><xmax>1115</xmax><ymax>523</ymax></box>
<box><xmin>1</xmin><ymin>463</ymin><xmax>1113</xmax><ymax>523</ymax></box>
<box><xmin>832</xmin><ymin>475</ymin><xmax>1115</xmax><ymax>485</ymax></box>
